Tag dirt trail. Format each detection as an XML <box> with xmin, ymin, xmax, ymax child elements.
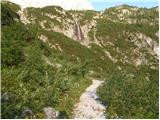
<box><xmin>73</xmin><ymin>80</ymin><xmax>106</xmax><ymax>119</ymax></box>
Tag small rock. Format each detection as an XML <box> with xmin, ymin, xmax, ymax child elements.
<box><xmin>1</xmin><ymin>93</ymin><xmax>9</xmax><ymax>102</ymax></box>
<box><xmin>43</xmin><ymin>107</ymin><xmax>59</xmax><ymax>119</ymax></box>
<box><xmin>21</xmin><ymin>109</ymin><xmax>33</xmax><ymax>118</ymax></box>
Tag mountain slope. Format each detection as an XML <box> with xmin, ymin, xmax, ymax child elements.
<box><xmin>1</xmin><ymin>1</ymin><xmax>159</xmax><ymax>119</ymax></box>
<box><xmin>1</xmin><ymin>2</ymin><xmax>92</xmax><ymax>119</ymax></box>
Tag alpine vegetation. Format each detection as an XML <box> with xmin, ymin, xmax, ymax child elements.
<box><xmin>1</xmin><ymin>1</ymin><xmax>159</xmax><ymax>119</ymax></box>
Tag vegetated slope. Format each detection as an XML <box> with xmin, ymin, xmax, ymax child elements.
<box><xmin>1</xmin><ymin>1</ymin><xmax>159</xmax><ymax>119</ymax></box>
<box><xmin>1</xmin><ymin>2</ymin><xmax>92</xmax><ymax>119</ymax></box>
<box><xmin>96</xmin><ymin>6</ymin><xmax>159</xmax><ymax>119</ymax></box>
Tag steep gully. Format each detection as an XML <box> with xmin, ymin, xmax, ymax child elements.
<box><xmin>73</xmin><ymin>80</ymin><xmax>106</xmax><ymax>119</ymax></box>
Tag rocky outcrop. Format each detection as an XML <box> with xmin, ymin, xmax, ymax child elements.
<box><xmin>17</xmin><ymin>10</ymin><xmax>31</xmax><ymax>24</ymax></box>
<box><xmin>135</xmin><ymin>33</ymin><xmax>159</xmax><ymax>57</ymax></box>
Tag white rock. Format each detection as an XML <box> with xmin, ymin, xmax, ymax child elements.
<box><xmin>43</xmin><ymin>107</ymin><xmax>59</xmax><ymax>119</ymax></box>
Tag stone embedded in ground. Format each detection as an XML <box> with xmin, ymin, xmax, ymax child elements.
<box><xmin>21</xmin><ymin>109</ymin><xmax>33</xmax><ymax>118</ymax></box>
<box><xmin>43</xmin><ymin>107</ymin><xmax>59</xmax><ymax>119</ymax></box>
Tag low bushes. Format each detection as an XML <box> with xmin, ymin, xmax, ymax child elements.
<box><xmin>97</xmin><ymin>66</ymin><xmax>158</xmax><ymax>119</ymax></box>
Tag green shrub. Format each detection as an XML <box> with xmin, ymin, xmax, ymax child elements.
<box><xmin>97</xmin><ymin>66</ymin><xmax>158</xmax><ymax>119</ymax></box>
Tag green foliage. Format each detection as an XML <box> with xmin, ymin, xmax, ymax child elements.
<box><xmin>88</xmin><ymin>28</ymin><xmax>94</xmax><ymax>41</ymax></box>
<box><xmin>1</xmin><ymin>22</ymin><xmax>35</xmax><ymax>66</ymax></box>
<box><xmin>129</xmin><ymin>7</ymin><xmax>158</xmax><ymax>24</ymax></box>
<box><xmin>97</xmin><ymin>19</ymin><xmax>158</xmax><ymax>42</ymax></box>
<box><xmin>79</xmin><ymin>10</ymin><xmax>97</xmax><ymax>25</ymax></box>
<box><xmin>68</xmin><ymin>10</ymin><xmax>98</xmax><ymax>25</ymax></box>
<box><xmin>39</xmin><ymin>30</ymin><xmax>114</xmax><ymax>74</ymax></box>
<box><xmin>96</xmin><ymin>8</ymin><xmax>159</xmax><ymax>119</ymax></box>
<box><xmin>25</xmin><ymin>6</ymin><xmax>73</xmax><ymax>29</ymax></box>
<box><xmin>97</xmin><ymin>66</ymin><xmax>159</xmax><ymax>119</ymax></box>
<box><xmin>1</xmin><ymin>4</ymin><xmax>91</xmax><ymax>119</ymax></box>
<box><xmin>3</xmin><ymin>1</ymin><xmax>21</xmax><ymax>12</ymax></box>
<box><xmin>1</xmin><ymin>1</ymin><xmax>159</xmax><ymax>119</ymax></box>
<box><xmin>1</xmin><ymin>3</ymin><xmax>19</xmax><ymax>25</ymax></box>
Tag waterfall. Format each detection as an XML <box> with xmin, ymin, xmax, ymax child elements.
<box><xmin>75</xmin><ymin>21</ymin><xmax>84</xmax><ymax>40</ymax></box>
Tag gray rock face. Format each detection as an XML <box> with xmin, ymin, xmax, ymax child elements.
<box><xmin>43</xmin><ymin>107</ymin><xmax>59</xmax><ymax>119</ymax></box>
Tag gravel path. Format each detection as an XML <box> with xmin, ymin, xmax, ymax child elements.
<box><xmin>73</xmin><ymin>80</ymin><xmax>106</xmax><ymax>119</ymax></box>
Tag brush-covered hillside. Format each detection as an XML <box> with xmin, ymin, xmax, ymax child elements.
<box><xmin>1</xmin><ymin>1</ymin><xmax>159</xmax><ymax>119</ymax></box>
